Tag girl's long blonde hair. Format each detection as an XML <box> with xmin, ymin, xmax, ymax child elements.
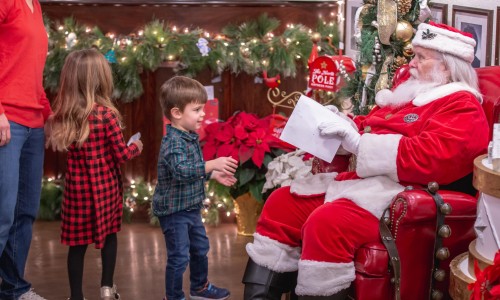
<box><xmin>46</xmin><ymin>49</ymin><xmax>122</xmax><ymax>151</ymax></box>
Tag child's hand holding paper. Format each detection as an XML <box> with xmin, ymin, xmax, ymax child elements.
<box><xmin>127</xmin><ymin>132</ymin><xmax>141</xmax><ymax>147</ymax></box>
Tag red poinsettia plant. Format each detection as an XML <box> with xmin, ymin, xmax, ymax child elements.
<box><xmin>468</xmin><ymin>250</ymin><xmax>500</xmax><ymax>300</ymax></box>
<box><xmin>202</xmin><ymin>111</ymin><xmax>294</xmax><ymax>201</ymax></box>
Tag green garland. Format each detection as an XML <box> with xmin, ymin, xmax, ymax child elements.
<box><xmin>44</xmin><ymin>14</ymin><xmax>339</xmax><ymax>102</ymax></box>
<box><xmin>39</xmin><ymin>178</ymin><xmax>63</xmax><ymax>221</ymax></box>
<box><xmin>39</xmin><ymin>176</ymin><xmax>235</xmax><ymax>227</ymax></box>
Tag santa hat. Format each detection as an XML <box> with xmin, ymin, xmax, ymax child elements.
<box><xmin>411</xmin><ymin>22</ymin><xmax>476</xmax><ymax>63</ymax></box>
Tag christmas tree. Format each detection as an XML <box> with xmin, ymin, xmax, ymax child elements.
<box><xmin>341</xmin><ymin>0</ymin><xmax>431</xmax><ymax>115</ymax></box>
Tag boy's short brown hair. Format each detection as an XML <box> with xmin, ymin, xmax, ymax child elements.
<box><xmin>159</xmin><ymin>76</ymin><xmax>208</xmax><ymax>120</ymax></box>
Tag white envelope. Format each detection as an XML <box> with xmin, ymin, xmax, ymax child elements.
<box><xmin>127</xmin><ymin>132</ymin><xmax>141</xmax><ymax>147</ymax></box>
<box><xmin>280</xmin><ymin>95</ymin><xmax>341</xmax><ymax>163</ymax></box>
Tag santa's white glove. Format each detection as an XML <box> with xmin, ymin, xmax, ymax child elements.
<box><xmin>318</xmin><ymin>118</ymin><xmax>361</xmax><ymax>155</ymax></box>
<box><xmin>324</xmin><ymin>105</ymin><xmax>358</xmax><ymax>131</ymax></box>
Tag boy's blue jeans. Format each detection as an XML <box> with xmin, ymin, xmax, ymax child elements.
<box><xmin>159</xmin><ymin>209</ymin><xmax>209</xmax><ymax>300</ymax></box>
<box><xmin>0</xmin><ymin>121</ymin><xmax>45</xmax><ymax>299</ymax></box>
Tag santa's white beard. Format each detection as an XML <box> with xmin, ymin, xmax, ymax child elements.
<box><xmin>375</xmin><ymin>69</ymin><xmax>447</xmax><ymax>108</ymax></box>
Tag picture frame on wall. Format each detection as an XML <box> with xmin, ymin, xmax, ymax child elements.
<box><xmin>496</xmin><ymin>7</ymin><xmax>500</xmax><ymax>65</ymax></box>
<box><xmin>452</xmin><ymin>6</ymin><xmax>493</xmax><ymax>67</ymax></box>
<box><xmin>344</xmin><ymin>0</ymin><xmax>364</xmax><ymax>59</ymax></box>
<box><xmin>429</xmin><ymin>3</ymin><xmax>448</xmax><ymax>24</ymax></box>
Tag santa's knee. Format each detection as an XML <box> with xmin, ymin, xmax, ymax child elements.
<box><xmin>295</xmin><ymin>202</ymin><xmax>357</xmax><ymax>297</ymax></box>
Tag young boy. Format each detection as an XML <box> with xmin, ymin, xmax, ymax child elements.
<box><xmin>153</xmin><ymin>76</ymin><xmax>238</xmax><ymax>300</ymax></box>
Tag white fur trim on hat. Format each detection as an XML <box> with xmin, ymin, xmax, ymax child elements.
<box><xmin>325</xmin><ymin>176</ymin><xmax>404</xmax><ymax>219</ymax></box>
<box><xmin>290</xmin><ymin>172</ymin><xmax>337</xmax><ymax>197</ymax></box>
<box><xmin>412</xmin><ymin>22</ymin><xmax>476</xmax><ymax>63</ymax></box>
<box><xmin>246</xmin><ymin>233</ymin><xmax>301</xmax><ymax>272</ymax></box>
<box><xmin>356</xmin><ymin>133</ymin><xmax>402</xmax><ymax>181</ymax></box>
<box><xmin>296</xmin><ymin>260</ymin><xmax>354</xmax><ymax>296</ymax></box>
<box><xmin>412</xmin><ymin>82</ymin><xmax>482</xmax><ymax>106</ymax></box>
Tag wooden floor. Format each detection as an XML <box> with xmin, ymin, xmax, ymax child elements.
<box><xmin>26</xmin><ymin>221</ymin><xmax>254</xmax><ymax>300</ymax></box>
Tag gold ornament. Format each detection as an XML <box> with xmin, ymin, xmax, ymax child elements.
<box><xmin>403</xmin><ymin>42</ymin><xmax>413</xmax><ymax>57</ymax></box>
<box><xmin>397</xmin><ymin>0</ymin><xmax>412</xmax><ymax>16</ymax></box>
<box><xmin>393</xmin><ymin>56</ymin><xmax>408</xmax><ymax>69</ymax></box>
<box><xmin>394</xmin><ymin>21</ymin><xmax>414</xmax><ymax>42</ymax></box>
<box><xmin>375</xmin><ymin>56</ymin><xmax>392</xmax><ymax>93</ymax></box>
<box><xmin>361</xmin><ymin>64</ymin><xmax>371</xmax><ymax>81</ymax></box>
<box><xmin>311</xmin><ymin>32</ymin><xmax>322</xmax><ymax>43</ymax></box>
<box><xmin>377</xmin><ymin>0</ymin><xmax>398</xmax><ymax>45</ymax></box>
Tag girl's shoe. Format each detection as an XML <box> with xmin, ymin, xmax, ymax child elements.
<box><xmin>101</xmin><ymin>284</ymin><xmax>120</xmax><ymax>300</ymax></box>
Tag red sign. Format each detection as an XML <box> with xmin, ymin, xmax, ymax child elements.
<box><xmin>308</xmin><ymin>55</ymin><xmax>355</xmax><ymax>92</ymax></box>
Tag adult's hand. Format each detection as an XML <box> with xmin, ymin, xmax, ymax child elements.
<box><xmin>324</xmin><ymin>105</ymin><xmax>358</xmax><ymax>130</ymax></box>
<box><xmin>0</xmin><ymin>114</ymin><xmax>11</xmax><ymax>146</ymax></box>
<box><xmin>318</xmin><ymin>118</ymin><xmax>360</xmax><ymax>155</ymax></box>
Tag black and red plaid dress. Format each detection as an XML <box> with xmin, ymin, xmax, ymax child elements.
<box><xmin>61</xmin><ymin>105</ymin><xmax>140</xmax><ymax>249</ymax></box>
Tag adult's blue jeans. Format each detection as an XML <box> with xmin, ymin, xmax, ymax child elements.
<box><xmin>159</xmin><ymin>209</ymin><xmax>210</xmax><ymax>300</ymax></box>
<box><xmin>0</xmin><ymin>121</ymin><xmax>45</xmax><ymax>299</ymax></box>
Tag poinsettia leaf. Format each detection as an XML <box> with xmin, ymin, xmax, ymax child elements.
<box><xmin>238</xmin><ymin>168</ymin><xmax>256</xmax><ymax>186</ymax></box>
<box><xmin>249</xmin><ymin>181</ymin><xmax>265</xmax><ymax>202</ymax></box>
<box><xmin>217</xmin><ymin>144</ymin><xmax>235</xmax><ymax>158</ymax></box>
<box><xmin>239</xmin><ymin>144</ymin><xmax>254</xmax><ymax>164</ymax></box>
<box><xmin>489</xmin><ymin>285</ymin><xmax>500</xmax><ymax>296</ymax></box>
<box><xmin>272</xmin><ymin>148</ymin><xmax>287</xmax><ymax>157</ymax></box>
<box><xmin>234</xmin><ymin>124</ymin><xmax>249</xmax><ymax>140</ymax></box>
<box><xmin>263</xmin><ymin>153</ymin><xmax>274</xmax><ymax>167</ymax></box>
<box><xmin>215</xmin><ymin>123</ymin><xmax>234</xmax><ymax>143</ymax></box>
<box><xmin>252</xmin><ymin>147</ymin><xmax>266</xmax><ymax>168</ymax></box>
<box><xmin>202</xmin><ymin>141</ymin><xmax>218</xmax><ymax>160</ymax></box>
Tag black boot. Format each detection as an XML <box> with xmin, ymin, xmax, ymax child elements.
<box><xmin>242</xmin><ymin>258</ymin><xmax>298</xmax><ymax>300</ymax></box>
<box><xmin>298</xmin><ymin>288</ymin><xmax>349</xmax><ymax>300</ymax></box>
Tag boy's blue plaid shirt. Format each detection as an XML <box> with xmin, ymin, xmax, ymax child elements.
<box><xmin>152</xmin><ymin>125</ymin><xmax>209</xmax><ymax>216</ymax></box>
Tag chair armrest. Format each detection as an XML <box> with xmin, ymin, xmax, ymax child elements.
<box><xmin>388</xmin><ymin>188</ymin><xmax>477</xmax><ymax>300</ymax></box>
<box><xmin>390</xmin><ymin>189</ymin><xmax>477</xmax><ymax>228</ymax></box>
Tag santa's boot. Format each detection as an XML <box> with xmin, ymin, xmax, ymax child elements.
<box><xmin>242</xmin><ymin>258</ymin><xmax>298</xmax><ymax>300</ymax></box>
<box><xmin>297</xmin><ymin>288</ymin><xmax>349</xmax><ymax>300</ymax></box>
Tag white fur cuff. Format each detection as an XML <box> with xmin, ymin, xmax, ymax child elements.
<box><xmin>246</xmin><ymin>233</ymin><xmax>301</xmax><ymax>272</ymax></box>
<box><xmin>296</xmin><ymin>260</ymin><xmax>355</xmax><ymax>296</ymax></box>
<box><xmin>356</xmin><ymin>133</ymin><xmax>401</xmax><ymax>181</ymax></box>
<box><xmin>325</xmin><ymin>176</ymin><xmax>404</xmax><ymax>219</ymax></box>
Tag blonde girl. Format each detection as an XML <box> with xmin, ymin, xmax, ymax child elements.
<box><xmin>46</xmin><ymin>49</ymin><xmax>143</xmax><ymax>300</ymax></box>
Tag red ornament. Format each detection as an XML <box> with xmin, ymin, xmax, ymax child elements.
<box><xmin>262</xmin><ymin>71</ymin><xmax>281</xmax><ymax>89</ymax></box>
<box><xmin>392</xmin><ymin>64</ymin><xmax>411</xmax><ymax>90</ymax></box>
<box><xmin>308</xmin><ymin>43</ymin><xmax>319</xmax><ymax>68</ymax></box>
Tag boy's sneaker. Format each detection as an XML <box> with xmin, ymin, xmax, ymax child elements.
<box><xmin>190</xmin><ymin>282</ymin><xmax>230</xmax><ymax>300</ymax></box>
<box><xmin>19</xmin><ymin>289</ymin><xmax>47</xmax><ymax>300</ymax></box>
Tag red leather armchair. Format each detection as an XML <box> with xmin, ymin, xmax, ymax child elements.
<box><xmin>316</xmin><ymin>66</ymin><xmax>500</xmax><ymax>300</ymax></box>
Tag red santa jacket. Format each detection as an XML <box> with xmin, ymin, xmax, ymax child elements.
<box><xmin>291</xmin><ymin>83</ymin><xmax>489</xmax><ymax>219</ymax></box>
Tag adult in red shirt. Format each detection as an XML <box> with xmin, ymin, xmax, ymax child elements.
<box><xmin>242</xmin><ymin>22</ymin><xmax>489</xmax><ymax>299</ymax></box>
<box><xmin>0</xmin><ymin>0</ymin><xmax>51</xmax><ymax>299</ymax></box>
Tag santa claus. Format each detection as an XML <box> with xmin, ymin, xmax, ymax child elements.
<box><xmin>242</xmin><ymin>22</ymin><xmax>490</xmax><ymax>300</ymax></box>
